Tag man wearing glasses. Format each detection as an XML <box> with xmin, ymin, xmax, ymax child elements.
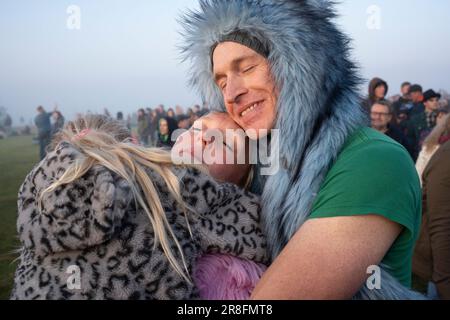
<box><xmin>371</xmin><ymin>100</ymin><xmax>414</xmax><ymax>159</ymax></box>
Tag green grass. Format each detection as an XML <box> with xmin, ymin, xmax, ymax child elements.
<box><xmin>0</xmin><ymin>136</ymin><xmax>39</xmax><ymax>300</ymax></box>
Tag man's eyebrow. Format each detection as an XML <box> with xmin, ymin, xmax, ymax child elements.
<box><xmin>214</xmin><ymin>54</ymin><xmax>258</xmax><ymax>83</ymax></box>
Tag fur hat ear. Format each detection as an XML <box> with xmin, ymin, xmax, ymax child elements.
<box><xmin>17</xmin><ymin>144</ymin><xmax>133</xmax><ymax>256</ymax></box>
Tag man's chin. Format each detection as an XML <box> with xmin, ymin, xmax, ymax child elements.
<box><xmin>245</xmin><ymin>128</ymin><xmax>271</xmax><ymax>140</ymax></box>
<box><xmin>241</xmin><ymin>120</ymin><xmax>274</xmax><ymax>140</ymax></box>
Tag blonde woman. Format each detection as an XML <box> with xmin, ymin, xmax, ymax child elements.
<box><xmin>10</xmin><ymin>115</ymin><xmax>268</xmax><ymax>300</ymax></box>
<box><xmin>174</xmin><ymin>112</ymin><xmax>268</xmax><ymax>300</ymax></box>
<box><xmin>416</xmin><ymin>113</ymin><xmax>450</xmax><ymax>186</ymax></box>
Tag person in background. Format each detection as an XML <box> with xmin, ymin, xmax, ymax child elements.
<box><xmin>175</xmin><ymin>105</ymin><xmax>184</xmax><ymax>118</ymax></box>
<box><xmin>413</xmin><ymin>140</ymin><xmax>450</xmax><ymax>300</ymax></box>
<box><xmin>393</xmin><ymin>82</ymin><xmax>412</xmax><ymax>120</ymax></box>
<box><xmin>34</xmin><ymin>106</ymin><xmax>52</xmax><ymax>160</ymax></box>
<box><xmin>167</xmin><ymin>108</ymin><xmax>176</xmax><ymax>119</ymax></box>
<box><xmin>177</xmin><ymin>114</ymin><xmax>191</xmax><ymax>130</ymax></box>
<box><xmin>156</xmin><ymin>104</ymin><xmax>166</xmax><ymax>119</ymax></box>
<box><xmin>188</xmin><ymin>108</ymin><xmax>200</xmax><ymax>127</ymax></box>
<box><xmin>193</xmin><ymin>104</ymin><xmax>202</xmax><ymax>116</ymax></box>
<box><xmin>166</xmin><ymin>108</ymin><xmax>179</xmax><ymax>134</ymax></box>
<box><xmin>157</xmin><ymin>118</ymin><xmax>174</xmax><ymax>148</ymax></box>
<box><xmin>370</xmin><ymin>100</ymin><xmax>414</xmax><ymax>159</ymax></box>
<box><xmin>116</xmin><ymin>111</ymin><xmax>127</xmax><ymax>129</ymax></box>
<box><xmin>407</xmin><ymin>89</ymin><xmax>441</xmax><ymax>160</ymax></box>
<box><xmin>362</xmin><ymin>77</ymin><xmax>389</xmax><ymax>114</ymax></box>
<box><xmin>409</xmin><ymin>84</ymin><xmax>425</xmax><ymax>116</ymax></box>
<box><xmin>415</xmin><ymin>112</ymin><xmax>450</xmax><ymax>185</ymax></box>
<box><xmin>51</xmin><ymin>111</ymin><xmax>65</xmax><ymax>136</ymax></box>
<box><xmin>148</xmin><ymin>109</ymin><xmax>159</xmax><ymax>147</ymax></box>
<box><xmin>126</xmin><ymin>114</ymin><xmax>132</xmax><ymax>131</ymax></box>
<box><xmin>137</xmin><ymin>108</ymin><xmax>149</xmax><ymax>146</ymax></box>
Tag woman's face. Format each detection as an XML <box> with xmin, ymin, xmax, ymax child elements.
<box><xmin>174</xmin><ymin>112</ymin><xmax>251</xmax><ymax>186</ymax></box>
<box><xmin>159</xmin><ymin>119</ymin><xmax>169</xmax><ymax>135</ymax></box>
<box><xmin>375</xmin><ymin>85</ymin><xmax>386</xmax><ymax>99</ymax></box>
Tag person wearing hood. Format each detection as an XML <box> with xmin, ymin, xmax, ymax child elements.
<box><xmin>362</xmin><ymin>77</ymin><xmax>389</xmax><ymax>115</ymax></box>
<box><xmin>181</xmin><ymin>0</ymin><xmax>423</xmax><ymax>299</ymax></box>
<box><xmin>156</xmin><ymin>117</ymin><xmax>176</xmax><ymax>148</ymax></box>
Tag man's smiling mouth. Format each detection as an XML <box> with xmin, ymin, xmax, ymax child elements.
<box><xmin>240</xmin><ymin>101</ymin><xmax>264</xmax><ymax>117</ymax></box>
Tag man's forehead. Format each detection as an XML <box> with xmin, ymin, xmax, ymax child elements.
<box><xmin>372</xmin><ymin>104</ymin><xmax>389</xmax><ymax>112</ymax></box>
<box><xmin>213</xmin><ymin>43</ymin><xmax>261</xmax><ymax>72</ymax></box>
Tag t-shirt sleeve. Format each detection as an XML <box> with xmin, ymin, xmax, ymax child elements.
<box><xmin>309</xmin><ymin>140</ymin><xmax>421</xmax><ymax>240</ymax></box>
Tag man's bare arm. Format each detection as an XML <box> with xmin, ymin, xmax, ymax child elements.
<box><xmin>251</xmin><ymin>215</ymin><xmax>402</xmax><ymax>300</ymax></box>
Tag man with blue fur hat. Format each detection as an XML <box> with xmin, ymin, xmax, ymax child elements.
<box><xmin>181</xmin><ymin>0</ymin><xmax>424</xmax><ymax>300</ymax></box>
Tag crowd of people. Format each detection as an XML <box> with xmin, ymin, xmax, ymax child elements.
<box><xmin>365</xmin><ymin>80</ymin><xmax>450</xmax><ymax>173</ymax></box>
<box><xmin>135</xmin><ymin>104</ymin><xmax>209</xmax><ymax>148</ymax></box>
<box><xmin>33</xmin><ymin>103</ymin><xmax>210</xmax><ymax>160</ymax></box>
<box><xmin>364</xmin><ymin>79</ymin><xmax>450</xmax><ymax>299</ymax></box>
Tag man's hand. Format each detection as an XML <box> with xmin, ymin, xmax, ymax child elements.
<box><xmin>251</xmin><ymin>215</ymin><xmax>402</xmax><ymax>300</ymax></box>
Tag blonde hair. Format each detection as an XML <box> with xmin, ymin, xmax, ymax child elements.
<box><xmin>423</xmin><ymin>113</ymin><xmax>450</xmax><ymax>151</ymax></box>
<box><xmin>42</xmin><ymin>115</ymin><xmax>202</xmax><ymax>282</ymax></box>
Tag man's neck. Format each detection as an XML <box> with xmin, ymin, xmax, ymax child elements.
<box><xmin>374</xmin><ymin>126</ymin><xmax>389</xmax><ymax>134</ymax></box>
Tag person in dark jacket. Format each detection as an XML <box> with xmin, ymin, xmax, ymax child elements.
<box><xmin>408</xmin><ymin>84</ymin><xmax>425</xmax><ymax>116</ymax></box>
<box><xmin>413</xmin><ymin>140</ymin><xmax>450</xmax><ymax>300</ymax></box>
<box><xmin>370</xmin><ymin>100</ymin><xmax>414</xmax><ymax>159</ymax></box>
<box><xmin>406</xmin><ymin>89</ymin><xmax>441</xmax><ymax>161</ymax></box>
<box><xmin>34</xmin><ymin>106</ymin><xmax>52</xmax><ymax>160</ymax></box>
<box><xmin>137</xmin><ymin>109</ymin><xmax>149</xmax><ymax>146</ymax></box>
<box><xmin>362</xmin><ymin>77</ymin><xmax>389</xmax><ymax>115</ymax></box>
<box><xmin>393</xmin><ymin>82</ymin><xmax>412</xmax><ymax>120</ymax></box>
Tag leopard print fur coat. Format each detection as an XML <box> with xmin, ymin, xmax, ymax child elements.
<box><xmin>10</xmin><ymin>142</ymin><xmax>268</xmax><ymax>300</ymax></box>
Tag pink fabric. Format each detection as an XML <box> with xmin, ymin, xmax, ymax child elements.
<box><xmin>194</xmin><ymin>254</ymin><xmax>267</xmax><ymax>300</ymax></box>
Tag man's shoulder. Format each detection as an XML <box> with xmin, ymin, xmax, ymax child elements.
<box><xmin>333</xmin><ymin>127</ymin><xmax>417</xmax><ymax>181</ymax></box>
<box><xmin>341</xmin><ymin>127</ymin><xmax>408</xmax><ymax>158</ymax></box>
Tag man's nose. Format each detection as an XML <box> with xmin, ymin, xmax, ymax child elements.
<box><xmin>224</xmin><ymin>75</ymin><xmax>247</xmax><ymax>105</ymax></box>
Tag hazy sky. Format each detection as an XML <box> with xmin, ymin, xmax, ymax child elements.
<box><xmin>1</xmin><ymin>0</ymin><xmax>449</xmax><ymax>124</ymax></box>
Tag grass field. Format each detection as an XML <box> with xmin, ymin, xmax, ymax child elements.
<box><xmin>0</xmin><ymin>136</ymin><xmax>39</xmax><ymax>300</ymax></box>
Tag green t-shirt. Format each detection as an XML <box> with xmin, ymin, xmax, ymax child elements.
<box><xmin>309</xmin><ymin>127</ymin><xmax>422</xmax><ymax>287</ymax></box>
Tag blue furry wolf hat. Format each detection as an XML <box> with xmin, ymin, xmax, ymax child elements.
<box><xmin>180</xmin><ymin>0</ymin><xmax>366</xmax><ymax>255</ymax></box>
<box><xmin>180</xmin><ymin>0</ymin><xmax>425</xmax><ymax>299</ymax></box>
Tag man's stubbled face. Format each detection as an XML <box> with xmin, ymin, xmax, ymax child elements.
<box><xmin>212</xmin><ymin>42</ymin><xmax>278</xmax><ymax>139</ymax></box>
